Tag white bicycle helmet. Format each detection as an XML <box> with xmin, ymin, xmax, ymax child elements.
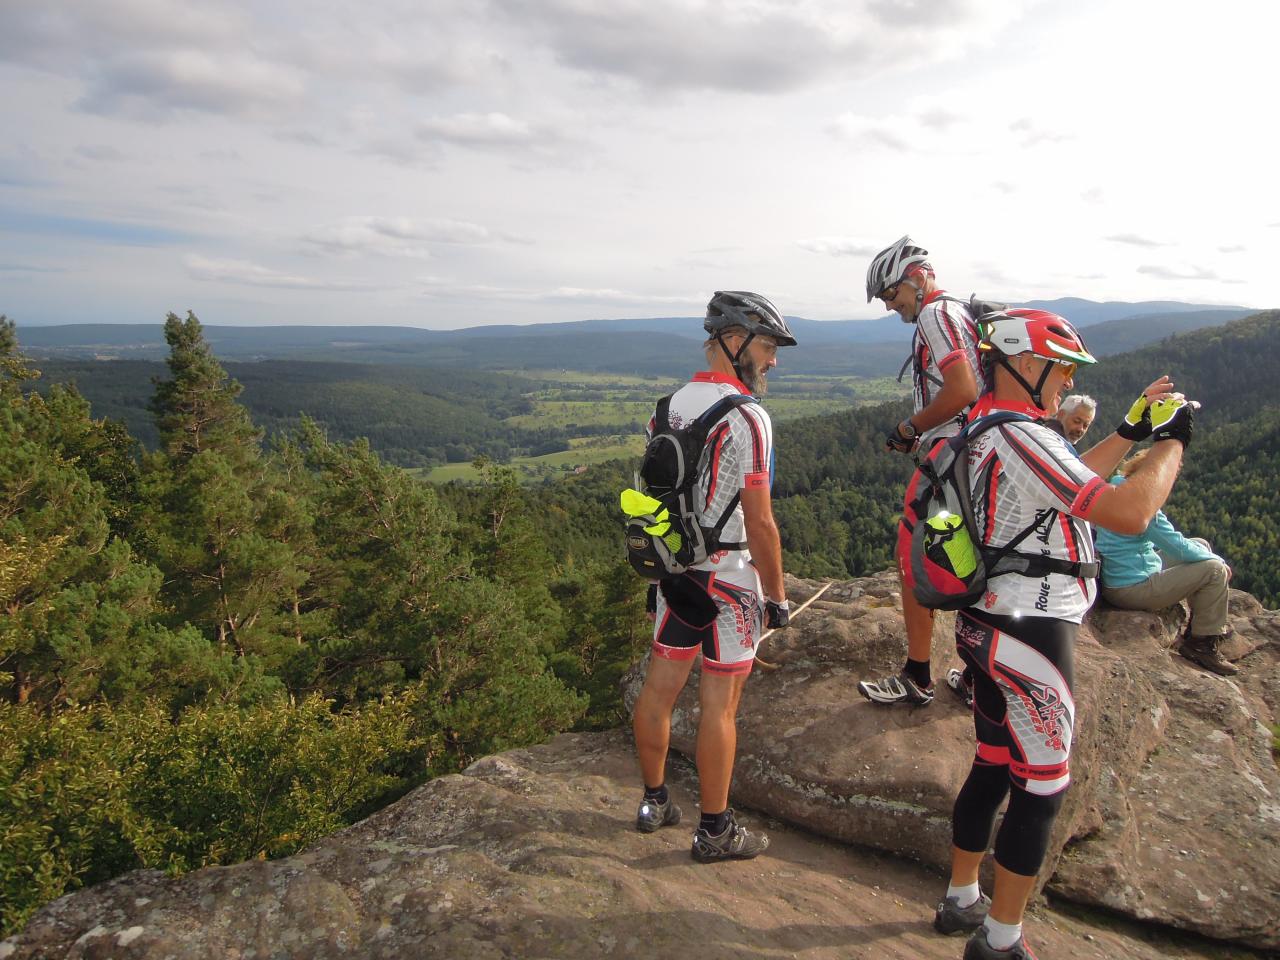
<box><xmin>865</xmin><ymin>235</ymin><xmax>930</xmax><ymax>302</ymax></box>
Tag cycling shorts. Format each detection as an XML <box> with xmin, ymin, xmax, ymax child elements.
<box><xmin>653</xmin><ymin>569</ymin><xmax>762</xmax><ymax>676</ymax></box>
<box><xmin>955</xmin><ymin>608</ymin><xmax>1076</xmax><ymax>796</ymax></box>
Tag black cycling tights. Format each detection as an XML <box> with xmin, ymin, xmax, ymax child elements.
<box><xmin>951</xmin><ymin>609</ymin><xmax>1076</xmax><ymax>877</ymax></box>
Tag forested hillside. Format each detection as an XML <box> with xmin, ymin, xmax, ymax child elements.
<box><xmin>0</xmin><ymin>314</ymin><xmax>649</xmax><ymax>935</ymax></box>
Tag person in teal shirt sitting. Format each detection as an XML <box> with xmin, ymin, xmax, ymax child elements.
<box><xmin>1096</xmin><ymin>449</ymin><xmax>1238</xmax><ymax>675</ymax></box>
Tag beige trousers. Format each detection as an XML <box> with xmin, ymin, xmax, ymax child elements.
<box><xmin>1101</xmin><ymin>538</ymin><xmax>1229</xmax><ymax>636</ymax></box>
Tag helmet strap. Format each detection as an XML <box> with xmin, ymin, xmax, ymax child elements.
<box><xmin>716</xmin><ymin>332</ymin><xmax>756</xmax><ymax>386</ymax></box>
<box><xmin>899</xmin><ymin>278</ymin><xmax>924</xmax><ymax>323</ymax></box>
<box><xmin>998</xmin><ymin>356</ymin><xmax>1055</xmax><ymax>410</ymax></box>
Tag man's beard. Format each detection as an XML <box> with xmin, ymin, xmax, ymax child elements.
<box><xmin>740</xmin><ymin>363</ymin><xmax>768</xmax><ymax>396</ymax></box>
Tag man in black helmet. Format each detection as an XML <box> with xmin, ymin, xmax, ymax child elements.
<box><xmin>631</xmin><ymin>290</ymin><xmax>795</xmax><ymax>862</ymax></box>
<box><xmin>859</xmin><ymin>236</ymin><xmax>985</xmax><ymax>708</ymax></box>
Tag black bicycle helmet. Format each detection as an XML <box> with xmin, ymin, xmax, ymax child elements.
<box><xmin>703</xmin><ymin>290</ymin><xmax>797</xmax><ymax>346</ymax></box>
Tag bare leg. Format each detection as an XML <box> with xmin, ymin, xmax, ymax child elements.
<box><xmin>694</xmin><ymin>670</ymin><xmax>750</xmax><ymax>812</ymax></box>
<box><xmin>633</xmin><ymin>655</ymin><xmax>697</xmax><ymax>788</ymax></box>
<box><xmin>989</xmin><ymin>862</ymin><xmax>1038</xmax><ymax>925</ymax></box>
<box><xmin>949</xmin><ymin>844</ymin><xmax>984</xmax><ymax>887</ymax></box>
<box><xmin>901</xmin><ymin>584</ymin><xmax>937</xmax><ymax>665</ymax></box>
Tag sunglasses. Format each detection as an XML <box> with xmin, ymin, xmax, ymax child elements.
<box><xmin>877</xmin><ymin>283</ymin><xmax>902</xmax><ymax>304</ymax></box>
<box><xmin>1048</xmin><ymin>359</ymin><xmax>1077</xmax><ymax>377</ymax></box>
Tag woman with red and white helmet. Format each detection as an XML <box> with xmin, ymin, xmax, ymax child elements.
<box><xmin>934</xmin><ymin>308</ymin><xmax>1200</xmax><ymax>960</ymax></box>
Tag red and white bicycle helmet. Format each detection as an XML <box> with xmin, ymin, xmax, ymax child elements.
<box><xmin>978</xmin><ymin>309</ymin><xmax>1096</xmax><ymax>365</ymax></box>
<box><xmin>979</xmin><ymin>309</ymin><xmax>1096</xmax><ymax>410</ymax></box>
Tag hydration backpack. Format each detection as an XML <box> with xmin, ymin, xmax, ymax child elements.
<box><xmin>906</xmin><ymin>410</ymin><xmax>1100</xmax><ymax>610</ymax></box>
<box><xmin>621</xmin><ymin>393</ymin><xmax>757</xmax><ymax>579</ymax></box>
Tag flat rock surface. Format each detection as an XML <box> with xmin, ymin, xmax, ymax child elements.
<box><xmin>3</xmin><ymin>729</ymin><xmax>1264</xmax><ymax>960</ymax></box>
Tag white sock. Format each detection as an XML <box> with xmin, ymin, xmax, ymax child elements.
<box><xmin>982</xmin><ymin>916</ymin><xmax>1022</xmax><ymax>951</ymax></box>
<box><xmin>946</xmin><ymin>881</ymin><xmax>981</xmax><ymax>908</ymax></box>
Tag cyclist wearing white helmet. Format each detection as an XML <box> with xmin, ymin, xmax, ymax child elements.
<box><xmin>935</xmin><ymin>308</ymin><xmax>1199</xmax><ymax>960</ymax></box>
<box><xmin>859</xmin><ymin>235</ymin><xmax>986</xmax><ymax>708</ymax></box>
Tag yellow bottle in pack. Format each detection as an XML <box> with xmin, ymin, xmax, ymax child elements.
<box><xmin>924</xmin><ymin>511</ymin><xmax>978</xmax><ymax>578</ymax></box>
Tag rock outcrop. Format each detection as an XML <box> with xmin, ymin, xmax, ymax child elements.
<box><xmin>621</xmin><ymin>573</ymin><xmax>1280</xmax><ymax>951</ymax></box>
<box><xmin>6</xmin><ymin>573</ymin><xmax>1276</xmax><ymax>958</ymax></box>
<box><xmin>2</xmin><ymin>730</ymin><xmax>1255</xmax><ymax>960</ymax></box>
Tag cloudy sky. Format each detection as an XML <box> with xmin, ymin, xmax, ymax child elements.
<box><xmin>2</xmin><ymin>0</ymin><xmax>1276</xmax><ymax>329</ymax></box>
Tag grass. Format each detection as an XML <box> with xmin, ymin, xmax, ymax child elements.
<box><xmin>418</xmin><ymin>369</ymin><xmax>907</xmax><ymax>485</ymax></box>
<box><xmin>421</xmin><ymin>435</ymin><xmax>645</xmax><ymax>484</ymax></box>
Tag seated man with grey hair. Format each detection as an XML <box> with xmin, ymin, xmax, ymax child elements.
<box><xmin>1054</xmin><ymin>394</ymin><xmax>1097</xmax><ymax>446</ymax></box>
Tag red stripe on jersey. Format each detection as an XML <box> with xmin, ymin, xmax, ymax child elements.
<box><xmin>705</xmin><ymin>422</ymin><xmax>730</xmax><ymax>509</ymax></box>
<box><xmin>739</xmin><ymin>405</ymin><xmax>766</xmax><ymax>474</ymax></box>
<box><xmin>934</xmin><ymin>299</ymin><xmax>965</xmax><ymax>352</ymax></box>
<box><xmin>1001</xmin><ymin>427</ymin><xmax>1081</xmax><ymax>507</ymax></box>
<box><xmin>983</xmin><ymin>454</ymin><xmax>1001</xmax><ymax>544</ymax></box>
<box><xmin>937</xmin><ymin>348</ymin><xmax>966</xmax><ymax>372</ymax></box>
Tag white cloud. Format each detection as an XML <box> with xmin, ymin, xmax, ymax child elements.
<box><xmin>77</xmin><ymin>50</ymin><xmax>307</xmax><ymax>119</ymax></box>
<box><xmin>415</xmin><ymin>112</ymin><xmax>559</xmax><ymax>151</ymax></box>
<box><xmin>1106</xmin><ymin>233</ymin><xmax>1168</xmax><ymax>248</ymax></box>
<box><xmin>1008</xmin><ymin>116</ymin><xmax>1070</xmax><ymax>146</ymax></box>
<box><xmin>185</xmin><ymin>254</ymin><xmax>369</xmax><ymax>291</ymax></box>
<box><xmin>827</xmin><ymin>114</ymin><xmax>912</xmax><ymax>151</ymax></box>
<box><xmin>797</xmin><ymin>237</ymin><xmax>882</xmax><ymax>257</ymax></box>
<box><xmin>418</xmin><ymin>277</ymin><xmax>698</xmax><ymax>307</ymax></box>
<box><xmin>1137</xmin><ymin>264</ymin><xmax>1228</xmax><ymax>282</ymax></box>
<box><xmin>495</xmin><ymin>0</ymin><xmax>1034</xmax><ymax>93</ymax></box>
<box><xmin>302</xmin><ymin>216</ymin><xmax>525</xmax><ymax>259</ymax></box>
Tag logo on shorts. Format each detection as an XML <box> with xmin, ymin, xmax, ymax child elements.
<box><xmin>1027</xmin><ymin>683</ymin><xmax>1067</xmax><ymax>752</ymax></box>
<box><xmin>956</xmin><ymin>617</ymin><xmax>986</xmax><ymax>650</ymax></box>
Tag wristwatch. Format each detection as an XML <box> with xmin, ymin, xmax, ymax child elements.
<box><xmin>899</xmin><ymin>419</ymin><xmax>919</xmax><ymax>440</ymax></box>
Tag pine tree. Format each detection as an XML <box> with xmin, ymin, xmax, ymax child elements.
<box><xmin>138</xmin><ymin>313</ymin><xmax>313</xmax><ymax>686</ymax></box>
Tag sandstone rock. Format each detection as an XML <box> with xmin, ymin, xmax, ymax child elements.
<box><xmin>2</xmin><ymin>730</ymin><xmax>1247</xmax><ymax>960</ymax></box>
<box><xmin>621</xmin><ymin>573</ymin><xmax>1280</xmax><ymax>951</ymax></box>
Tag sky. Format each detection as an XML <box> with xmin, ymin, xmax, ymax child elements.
<box><xmin>1</xmin><ymin>0</ymin><xmax>1277</xmax><ymax>329</ymax></box>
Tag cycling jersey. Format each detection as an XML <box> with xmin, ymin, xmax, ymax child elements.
<box><xmin>964</xmin><ymin>396</ymin><xmax>1104</xmax><ymax>622</ymax></box>
<box><xmin>646</xmin><ymin>371</ymin><xmax>774</xmax><ymax>672</ymax></box>
<box><xmin>911</xmin><ymin>290</ymin><xmax>985</xmax><ymax>447</ymax></box>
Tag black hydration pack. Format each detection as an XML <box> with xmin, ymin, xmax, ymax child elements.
<box><xmin>906</xmin><ymin>410</ymin><xmax>1100</xmax><ymax>610</ymax></box>
<box><xmin>621</xmin><ymin>393</ymin><xmax>757</xmax><ymax>579</ymax></box>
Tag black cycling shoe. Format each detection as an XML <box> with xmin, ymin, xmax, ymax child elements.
<box><xmin>963</xmin><ymin>928</ymin><xmax>1038</xmax><ymax>959</ymax></box>
<box><xmin>691</xmin><ymin>810</ymin><xmax>768</xmax><ymax>862</ymax></box>
<box><xmin>934</xmin><ymin>892</ymin><xmax>991</xmax><ymax>935</ymax></box>
<box><xmin>635</xmin><ymin>795</ymin><xmax>682</xmax><ymax>833</ymax></box>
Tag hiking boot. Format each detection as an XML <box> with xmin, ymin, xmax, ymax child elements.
<box><xmin>945</xmin><ymin>667</ymin><xmax>975</xmax><ymax>710</ymax></box>
<box><xmin>691</xmin><ymin>811</ymin><xmax>769</xmax><ymax>863</ymax></box>
<box><xmin>934</xmin><ymin>892</ymin><xmax>991</xmax><ymax>936</ymax></box>
<box><xmin>963</xmin><ymin>928</ymin><xmax>1038</xmax><ymax>959</ymax></box>
<box><xmin>1180</xmin><ymin>634</ymin><xmax>1239</xmax><ymax>676</ymax></box>
<box><xmin>857</xmin><ymin>672</ymin><xmax>934</xmax><ymax>706</ymax></box>
<box><xmin>635</xmin><ymin>794</ymin><xmax>682</xmax><ymax>833</ymax></box>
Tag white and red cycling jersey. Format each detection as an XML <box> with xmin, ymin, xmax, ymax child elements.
<box><xmin>965</xmin><ymin>395</ymin><xmax>1106</xmax><ymax>623</ymax></box>
<box><xmin>911</xmin><ymin>289</ymin><xmax>986</xmax><ymax>447</ymax></box>
<box><xmin>646</xmin><ymin>372</ymin><xmax>775</xmax><ymax>672</ymax></box>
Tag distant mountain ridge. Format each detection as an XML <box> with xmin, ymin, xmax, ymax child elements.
<box><xmin>12</xmin><ymin>299</ymin><xmax>1258</xmax><ymax>378</ymax></box>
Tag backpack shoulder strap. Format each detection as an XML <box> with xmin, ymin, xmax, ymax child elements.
<box><xmin>694</xmin><ymin>392</ymin><xmax>758</xmax><ymax>431</ymax></box>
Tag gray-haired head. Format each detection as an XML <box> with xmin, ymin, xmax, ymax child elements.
<box><xmin>1056</xmin><ymin>394</ymin><xmax>1098</xmax><ymax>444</ymax></box>
<box><xmin>1058</xmin><ymin>394</ymin><xmax>1097</xmax><ymax>416</ymax></box>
